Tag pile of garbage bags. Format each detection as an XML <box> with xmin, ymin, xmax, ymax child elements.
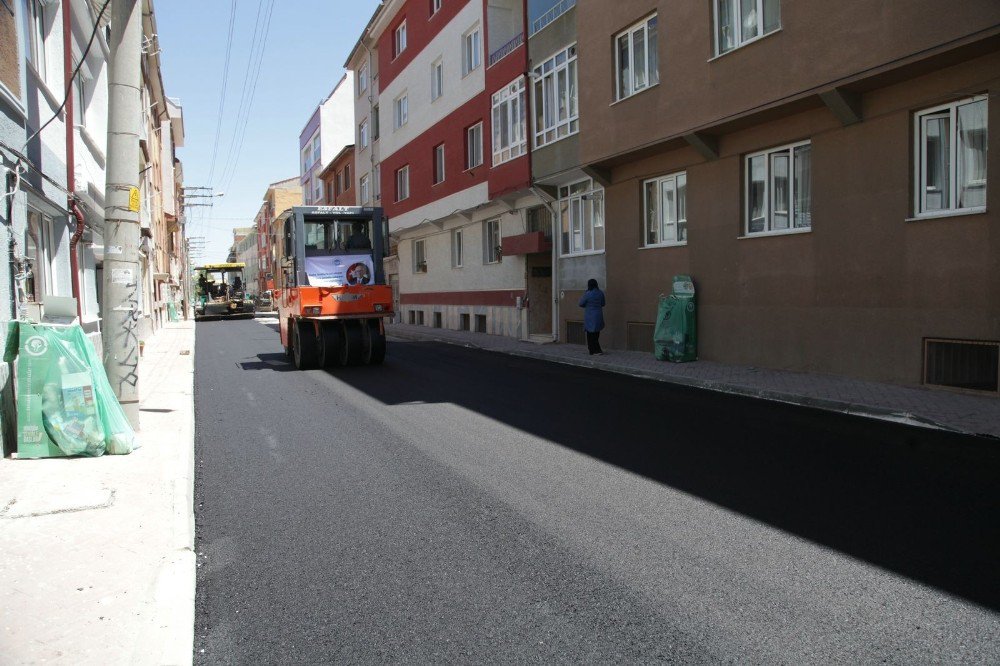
<box><xmin>4</xmin><ymin>322</ymin><xmax>137</xmax><ymax>458</ymax></box>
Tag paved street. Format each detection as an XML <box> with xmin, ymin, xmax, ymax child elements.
<box><xmin>194</xmin><ymin>319</ymin><xmax>1000</xmax><ymax>664</ymax></box>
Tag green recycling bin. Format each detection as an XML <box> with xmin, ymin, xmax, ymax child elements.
<box><xmin>654</xmin><ymin>275</ymin><xmax>697</xmax><ymax>362</ymax></box>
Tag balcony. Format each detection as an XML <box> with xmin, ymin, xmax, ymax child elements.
<box><xmin>531</xmin><ymin>0</ymin><xmax>576</xmax><ymax>36</ymax></box>
<box><xmin>502</xmin><ymin>231</ymin><xmax>551</xmax><ymax>256</ymax></box>
<box><xmin>489</xmin><ymin>32</ymin><xmax>524</xmax><ymax>67</ymax></box>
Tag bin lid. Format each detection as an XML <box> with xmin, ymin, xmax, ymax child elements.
<box><xmin>672</xmin><ymin>275</ymin><xmax>695</xmax><ymax>296</ymax></box>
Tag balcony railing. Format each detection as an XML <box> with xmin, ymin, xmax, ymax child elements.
<box><xmin>531</xmin><ymin>0</ymin><xmax>576</xmax><ymax>36</ymax></box>
<box><xmin>488</xmin><ymin>32</ymin><xmax>524</xmax><ymax>67</ymax></box>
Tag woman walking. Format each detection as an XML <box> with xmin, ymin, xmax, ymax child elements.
<box><xmin>578</xmin><ymin>278</ymin><xmax>606</xmax><ymax>355</ymax></box>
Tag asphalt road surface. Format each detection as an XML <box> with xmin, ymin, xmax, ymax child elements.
<box><xmin>194</xmin><ymin>319</ymin><xmax>1000</xmax><ymax>664</ymax></box>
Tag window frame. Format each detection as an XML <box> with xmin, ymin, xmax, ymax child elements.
<box><xmin>483</xmin><ymin>218</ymin><xmax>501</xmax><ymax>264</ymax></box>
<box><xmin>713</xmin><ymin>0</ymin><xmax>781</xmax><ymax>57</ymax></box>
<box><xmin>393</xmin><ymin>92</ymin><xmax>408</xmax><ymax>130</ymax></box>
<box><xmin>26</xmin><ymin>0</ymin><xmax>49</xmax><ymax>83</ymax></box>
<box><xmin>913</xmin><ymin>95</ymin><xmax>988</xmax><ymax>218</ymax></box>
<box><xmin>614</xmin><ymin>14</ymin><xmax>659</xmax><ymax>102</ymax></box>
<box><xmin>431</xmin><ymin>58</ymin><xmax>444</xmax><ymax>101</ymax></box>
<box><xmin>465</xmin><ymin>122</ymin><xmax>483</xmax><ymax>170</ymax></box>
<box><xmin>344</xmin><ymin>164</ymin><xmax>351</xmax><ymax>190</ymax></box>
<box><xmin>492</xmin><ymin>76</ymin><xmax>527</xmax><ymax>166</ymax></box>
<box><xmin>462</xmin><ymin>25</ymin><xmax>481</xmax><ymax>77</ymax></box>
<box><xmin>643</xmin><ymin>171</ymin><xmax>688</xmax><ymax>248</ymax></box>
<box><xmin>359</xmin><ymin>119</ymin><xmax>370</xmax><ymax>149</ymax></box>
<box><xmin>743</xmin><ymin>139</ymin><xmax>812</xmax><ymax>237</ymax></box>
<box><xmin>433</xmin><ymin>143</ymin><xmax>446</xmax><ymax>184</ymax></box>
<box><xmin>413</xmin><ymin>238</ymin><xmax>427</xmax><ymax>273</ymax></box>
<box><xmin>372</xmin><ymin>105</ymin><xmax>381</xmax><ymax>140</ymax></box>
<box><xmin>557</xmin><ymin>178</ymin><xmax>606</xmax><ymax>257</ymax></box>
<box><xmin>358</xmin><ymin>62</ymin><xmax>369</xmax><ymax>95</ymax></box>
<box><xmin>452</xmin><ymin>228</ymin><xmax>463</xmax><ymax>268</ymax></box>
<box><xmin>532</xmin><ymin>45</ymin><xmax>578</xmax><ymax>149</ymax></box>
<box><xmin>396</xmin><ymin>165</ymin><xmax>410</xmax><ymax>202</ymax></box>
<box><xmin>431</xmin><ymin>0</ymin><xmax>442</xmax><ymax>15</ymax></box>
<box><xmin>360</xmin><ymin>173</ymin><xmax>370</xmax><ymax>204</ymax></box>
<box><xmin>394</xmin><ymin>20</ymin><xmax>408</xmax><ymax>58</ymax></box>
<box><xmin>373</xmin><ymin>164</ymin><xmax>381</xmax><ymax>200</ymax></box>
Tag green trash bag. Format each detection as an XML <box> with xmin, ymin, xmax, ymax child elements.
<box><xmin>653</xmin><ymin>276</ymin><xmax>697</xmax><ymax>363</ymax></box>
<box><xmin>4</xmin><ymin>322</ymin><xmax>137</xmax><ymax>458</ymax></box>
<box><xmin>167</xmin><ymin>301</ymin><xmax>179</xmax><ymax>322</ymax></box>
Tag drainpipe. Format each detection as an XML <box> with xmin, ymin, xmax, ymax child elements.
<box><xmin>64</xmin><ymin>0</ymin><xmax>85</xmax><ymax>320</ymax></box>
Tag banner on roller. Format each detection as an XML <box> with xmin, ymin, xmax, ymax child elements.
<box><xmin>304</xmin><ymin>254</ymin><xmax>374</xmax><ymax>287</ymax></box>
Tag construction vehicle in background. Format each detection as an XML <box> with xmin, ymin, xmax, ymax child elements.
<box><xmin>273</xmin><ymin>206</ymin><xmax>393</xmax><ymax>369</ymax></box>
<box><xmin>194</xmin><ymin>262</ymin><xmax>255</xmax><ymax>320</ymax></box>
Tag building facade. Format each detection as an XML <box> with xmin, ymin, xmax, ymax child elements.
<box><xmin>299</xmin><ymin>75</ymin><xmax>356</xmax><ymax>206</ymax></box>
<box><xmin>319</xmin><ymin>144</ymin><xmax>357</xmax><ymax>206</ymax></box>
<box><xmin>255</xmin><ymin>177</ymin><xmax>301</xmax><ymax>294</ymax></box>
<box><xmin>576</xmin><ymin>0</ymin><xmax>999</xmax><ymax>388</ymax></box>
<box><xmin>371</xmin><ymin>0</ymin><xmax>543</xmax><ymax>337</ymax></box>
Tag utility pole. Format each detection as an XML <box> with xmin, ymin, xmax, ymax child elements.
<box><xmin>102</xmin><ymin>0</ymin><xmax>143</xmax><ymax>429</ymax></box>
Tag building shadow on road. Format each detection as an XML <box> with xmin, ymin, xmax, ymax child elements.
<box><xmin>329</xmin><ymin>340</ymin><xmax>1000</xmax><ymax>611</ymax></box>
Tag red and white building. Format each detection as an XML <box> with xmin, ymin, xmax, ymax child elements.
<box><xmin>364</xmin><ymin>0</ymin><xmax>548</xmax><ymax>338</ymax></box>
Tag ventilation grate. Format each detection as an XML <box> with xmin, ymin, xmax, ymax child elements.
<box><xmin>565</xmin><ymin>321</ymin><xmax>585</xmax><ymax>345</ymax></box>
<box><xmin>924</xmin><ymin>338</ymin><xmax>999</xmax><ymax>393</ymax></box>
<box><xmin>627</xmin><ymin>322</ymin><xmax>655</xmax><ymax>353</ymax></box>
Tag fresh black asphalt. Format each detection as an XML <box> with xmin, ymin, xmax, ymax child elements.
<box><xmin>194</xmin><ymin>319</ymin><xmax>1000</xmax><ymax>664</ymax></box>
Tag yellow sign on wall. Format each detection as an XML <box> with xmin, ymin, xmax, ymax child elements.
<box><xmin>128</xmin><ymin>187</ymin><xmax>141</xmax><ymax>213</ymax></box>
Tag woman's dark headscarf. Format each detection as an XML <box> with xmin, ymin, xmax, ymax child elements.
<box><xmin>587</xmin><ymin>278</ymin><xmax>599</xmax><ymax>291</ymax></box>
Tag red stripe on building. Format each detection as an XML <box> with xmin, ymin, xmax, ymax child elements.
<box><xmin>400</xmin><ymin>289</ymin><xmax>524</xmax><ymax>306</ymax></box>
<box><xmin>379</xmin><ymin>0</ymin><xmax>468</xmax><ymax>90</ymax></box>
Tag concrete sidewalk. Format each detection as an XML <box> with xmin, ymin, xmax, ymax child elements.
<box><xmin>0</xmin><ymin>321</ymin><xmax>196</xmax><ymax>665</ymax></box>
<box><xmin>385</xmin><ymin>323</ymin><xmax>1000</xmax><ymax>439</ymax></box>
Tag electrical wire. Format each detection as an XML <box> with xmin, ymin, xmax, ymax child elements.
<box><xmin>218</xmin><ymin>0</ymin><xmax>277</xmax><ymax>193</ymax></box>
<box><xmin>22</xmin><ymin>0</ymin><xmax>112</xmax><ymax>152</ymax></box>
<box><xmin>206</xmin><ymin>0</ymin><xmax>238</xmax><ymax>186</ymax></box>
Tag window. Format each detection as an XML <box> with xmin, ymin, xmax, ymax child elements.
<box><xmin>314</xmin><ymin>176</ymin><xmax>323</xmax><ymax>203</ymax></box>
<box><xmin>915</xmin><ymin>96</ymin><xmax>987</xmax><ymax>216</ymax></box>
<box><xmin>372</xmin><ymin>105</ymin><xmax>380</xmax><ymax>140</ymax></box>
<box><xmin>396</xmin><ymin>165</ymin><xmax>410</xmax><ymax>201</ymax></box>
<box><xmin>73</xmin><ymin>70</ymin><xmax>88</xmax><ymax>127</ymax></box>
<box><xmin>394</xmin><ymin>93</ymin><xmax>408</xmax><ymax>130</ymax></box>
<box><xmin>745</xmin><ymin>140</ymin><xmax>811</xmax><ymax>235</ymax></box>
<box><xmin>413</xmin><ymin>238</ymin><xmax>426</xmax><ymax>273</ymax></box>
<box><xmin>312</xmin><ymin>136</ymin><xmax>321</xmax><ymax>164</ymax></box>
<box><xmin>360</xmin><ymin>174</ymin><xmax>370</xmax><ymax>204</ymax></box>
<box><xmin>25</xmin><ymin>210</ymin><xmax>56</xmax><ymax>301</ymax></box>
<box><xmin>462</xmin><ymin>26</ymin><xmax>481</xmax><ymax>76</ymax></box>
<box><xmin>26</xmin><ymin>0</ymin><xmax>48</xmax><ymax>83</ymax></box>
<box><xmin>616</xmin><ymin>15</ymin><xmax>659</xmax><ymax>100</ymax></box>
<box><xmin>433</xmin><ymin>144</ymin><xmax>446</xmax><ymax>184</ymax></box>
<box><xmin>451</xmin><ymin>229</ymin><xmax>463</xmax><ymax>267</ymax></box>
<box><xmin>533</xmin><ymin>45</ymin><xmax>578</xmax><ymax>148</ymax></box>
<box><xmin>301</xmin><ymin>145</ymin><xmax>311</xmax><ymax>175</ymax></box>
<box><xmin>558</xmin><ymin>179</ymin><xmax>605</xmax><ymax>255</ymax></box>
<box><xmin>358</xmin><ymin>63</ymin><xmax>369</xmax><ymax>95</ymax></box>
<box><xmin>328</xmin><ymin>181</ymin><xmax>335</xmax><ymax>203</ymax></box>
<box><xmin>373</xmin><ymin>164</ymin><xmax>381</xmax><ymax>200</ymax></box>
<box><xmin>431</xmin><ymin>58</ymin><xmax>444</xmax><ymax>101</ymax></box>
<box><xmin>465</xmin><ymin>122</ymin><xmax>483</xmax><ymax>169</ymax></box>
<box><xmin>344</xmin><ymin>164</ymin><xmax>351</xmax><ymax>189</ymax></box>
<box><xmin>492</xmin><ymin>77</ymin><xmax>527</xmax><ymax>166</ymax></box>
<box><xmin>715</xmin><ymin>0</ymin><xmax>780</xmax><ymax>56</ymax></box>
<box><xmin>394</xmin><ymin>21</ymin><xmax>407</xmax><ymax>57</ymax></box>
<box><xmin>359</xmin><ymin>119</ymin><xmax>370</xmax><ymax>149</ymax></box>
<box><xmin>483</xmin><ymin>218</ymin><xmax>501</xmax><ymax>264</ymax></box>
<box><xmin>431</xmin><ymin>0</ymin><xmax>442</xmax><ymax>15</ymax></box>
<box><xmin>644</xmin><ymin>172</ymin><xmax>687</xmax><ymax>246</ymax></box>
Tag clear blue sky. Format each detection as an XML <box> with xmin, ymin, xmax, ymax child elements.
<box><xmin>157</xmin><ymin>1</ymin><xmax>380</xmax><ymax>263</ymax></box>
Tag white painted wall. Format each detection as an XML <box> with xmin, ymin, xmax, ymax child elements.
<box><xmin>379</xmin><ymin>0</ymin><xmax>485</xmax><ymax>161</ymax></box>
<box><xmin>320</xmin><ymin>74</ymin><xmax>355</xmax><ymax>165</ymax></box>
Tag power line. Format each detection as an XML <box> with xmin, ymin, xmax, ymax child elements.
<box><xmin>206</xmin><ymin>0</ymin><xmax>238</xmax><ymax>186</ymax></box>
<box><xmin>219</xmin><ymin>0</ymin><xmax>277</xmax><ymax>192</ymax></box>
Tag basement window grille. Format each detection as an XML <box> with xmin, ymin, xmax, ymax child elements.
<box><xmin>627</xmin><ymin>322</ymin><xmax>655</xmax><ymax>353</ymax></box>
<box><xmin>474</xmin><ymin>314</ymin><xmax>487</xmax><ymax>333</ymax></box>
<box><xmin>460</xmin><ymin>313</ymin><xmax>471</xmax><ymax>331</ymax></box>
<box><xmin>923</xmin><ymin>338</ymin><xmax>999</xmax><ymax>393</ymax></box>
<box><xmin>433</xmin><ymin>312</ymin><xmax>442</xmax><ymax>328</ymax></box>
<box><xmin>565</xmin><ymin>320</ymin><xmax>585</xmax><ymax>345</ymax></box>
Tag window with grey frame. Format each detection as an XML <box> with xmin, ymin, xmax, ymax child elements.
<box><xmin>745</xmin><ymin>140</ymin><xmax>811</xmax><ymax>235</ymax></box>
<box><xmin>26</xmin><ymin>0</ymin><xmax>48</xmax><ymax>82</ymax></box>
<box><xmin>915</xmin><ymin>95</ymin><xmax>987</xmax><ymax>216</ymax></box>
<box><xmin>466</xmin><ymin>122</ymin><xmax>483</xmax><ymax>169</ymax></box>
<box><xmin>615</xmin><ymin>15</ymin><xmax>658</xmax><ymax>101</ymax></box>
<box><xmin>715</xmin><ymin>0</ymin><xmax>780</xmax><ymax>56</ymax></box>
<box><xmin>483</xmin><ymin>218</ymin><xmax>501</xmax><ymax>264</ymax></box>
<box><xmin>433</xmin><ymin>143</ymin><xmax>446</xmax><ymax>184</ymax></box>
<box><xmin>431</xmin><ymin>58</ymin><xmax>444</xmax><ymax>101</ymax></box>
